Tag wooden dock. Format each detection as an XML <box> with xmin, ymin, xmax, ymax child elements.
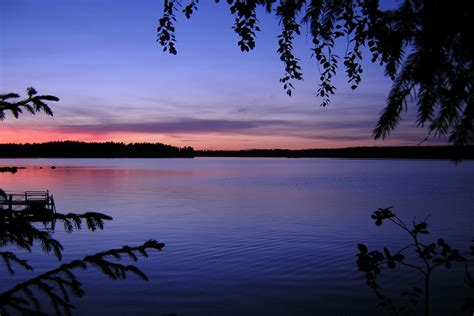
<box><xmin>0</xmin><ymin>191</ymin><xmax>56</xmax><ymax>212</ymax></box>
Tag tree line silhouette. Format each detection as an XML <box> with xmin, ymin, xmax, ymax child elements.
<box><xmin>0</xmin><ymin>141</ymin><xmax>195</xmax><ymax>158</ymax></box>
<box><xmin>196</xmin><ymin>146</ymin><xmax>474</xmax><ymax>160</ymax></box>
<box><xmin>2</xmin><ymin>142</ymin><xmax>473</xmax><ymax>159</ymax></box>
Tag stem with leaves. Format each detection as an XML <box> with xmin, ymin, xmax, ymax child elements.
<box><xmin>357</xmin><ymin>207</ymin><xmax>474</xmax><ymax>315</ymax></box>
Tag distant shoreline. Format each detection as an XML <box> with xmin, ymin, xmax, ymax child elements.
<box><xmin>0</xmin><ymin>141</ymin><xmax>473</xmax><ymax>160</ymax></box>
<box><xmin>195</xmin><ymin>147</ymin><xmax>474</xmax><ymax>160</ymax></box>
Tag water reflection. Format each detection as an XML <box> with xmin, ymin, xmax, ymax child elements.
<box><xmin>1</xmin><ymin>158</ymin><xmax>473</xmax><ymax>315</ymax></box>
<box><xmin>0</xmin><ymin>167</ymin><xmax>164</xmax><ymax>315</ymax></box>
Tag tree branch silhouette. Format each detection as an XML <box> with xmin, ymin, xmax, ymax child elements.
<box><xmin>0</xmin><ymin>202</ymin><xmax>166</xmax><ymax>315</ymax></box>
<box><xmin>0</xmin><ymin>240</ymin><xmax>164</xmax><ymax>316</ymax></box>
<box><xmin>157</xmin><ymin>1</ymin><xmax>474</xmax><ymax>145</ymax></box>
<box><xmin>0</xmin><ymin>87</ymin><xmax>59</xmax><ymax>120</ymax></box>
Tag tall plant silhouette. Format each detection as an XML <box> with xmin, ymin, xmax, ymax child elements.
<box><xmin>0</xmin><ymin>88</ymin><xmax>165</xmax><ymax>315</ymax></box>
<box><xmin>356</xmin><ymin>207</ymin><xmax>474</xmax><ymax>315</ymax></box>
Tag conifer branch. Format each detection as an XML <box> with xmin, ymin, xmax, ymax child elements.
<box><xmin>0</xmin><ymin>240</ymin><xmax>165</xmax><ymax>316</ymax></box>
<box><xmin>0</xmin><ymin>87</ymin><xmax>59</xmax><ymax>121</ymax></box>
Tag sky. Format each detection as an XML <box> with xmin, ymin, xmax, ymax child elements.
<box><xmin>0</xmin><ymin>0</ymin><xmax>446</xmax><ymax>150</ymax></box>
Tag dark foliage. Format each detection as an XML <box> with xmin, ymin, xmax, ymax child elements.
<box><xmin>0</xmin><ymin>87</ymin><xmax>59</xmax><ymax>121</ymax></box>
<box><xmin>0</xmin><ymin>204</ymin><xmax>164</xmax><ymax>316</ymax></box>
<box><xmin>157</xmin><ymin>1</ymin><xmax>474</xmax><ymax>146</ymax></box>
<box><xmin>357</xmin><ymin>207</ymin><xmax>474</xmax><ymax>315</ymax></box>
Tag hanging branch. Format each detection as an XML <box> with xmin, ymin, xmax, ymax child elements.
<box><xmin>157</xmin><ymin>1</ymin><xmax>474</xmax><ymax>145</ymax></box>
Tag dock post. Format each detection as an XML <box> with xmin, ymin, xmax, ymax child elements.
<box><xmin>51</xmin><ymin>195</ymin><xmax>56</xmax><ymax>213</ymax></box>
<box><xmin>8</xmin><ymin>195</ymin><xmax>12</xmax><ymax>211</ymax></box>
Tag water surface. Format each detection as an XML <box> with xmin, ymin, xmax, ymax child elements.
<box><xmin>1</xmin><ymin>158</ymin><xmax>473</xmax><ymax>315</ymax></box>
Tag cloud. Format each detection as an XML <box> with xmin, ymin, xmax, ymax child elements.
<box><xmin>56</xmin><ymin>119</ymin><xmax>294</xmax><ymax>134</ymax></box>
<box><xmin>3</xmin><ymin>113</ymin><xmax>445</xmax><ymax>147</ymax></box>
<box><xmin>51</xmin><ymin>117</ymin><xmax>396</xmax><ymax>142</ymax></box>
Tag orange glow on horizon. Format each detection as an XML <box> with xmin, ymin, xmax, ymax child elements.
<box><xmin>0</xmin><ymin>126</ymin><xmax>417</xmax><ymax>150</ymax></box>
<box><xmin>0</xmin><ymin>126</ymin><xmax>380</xmax><ymax>150</ymax></box>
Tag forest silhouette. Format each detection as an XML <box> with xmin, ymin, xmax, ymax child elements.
<box><xmin>1</xmin><ymin>142</ymin><xmax>473</xmax><ymax>160</ymax></box>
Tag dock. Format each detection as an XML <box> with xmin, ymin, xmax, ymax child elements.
<box><xmin>0</xmin><ymin>191</ymin><xmax>56</xmax><ymax>212</ymax></box>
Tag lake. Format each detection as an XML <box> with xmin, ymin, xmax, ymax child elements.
<box><xmin>1</xmin><ymin>158</ymin><xmax>473</xmax><ymax>315</ymax></box>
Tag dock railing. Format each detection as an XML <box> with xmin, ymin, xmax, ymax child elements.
<box><xmin>0</xmin><ymin>190</ymin><xmax>56</xmax><ymax>212</ymax></box>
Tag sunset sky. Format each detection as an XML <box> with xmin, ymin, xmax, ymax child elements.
<box><xmin>0</xmin><ymin>0</ymin><xmax>445</xmax><ymax>150</ymax></box>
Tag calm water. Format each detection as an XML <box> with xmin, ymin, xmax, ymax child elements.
<box><xmin>1</xmin><ymin>158</ymin><xmax>473</xmax><ymax>315</ymax></box>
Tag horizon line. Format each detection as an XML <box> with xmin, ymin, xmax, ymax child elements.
<box><xmin>0</xmin><ymin>140</ymin><xmax>460</xmax><ymax>151</ymax></box>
